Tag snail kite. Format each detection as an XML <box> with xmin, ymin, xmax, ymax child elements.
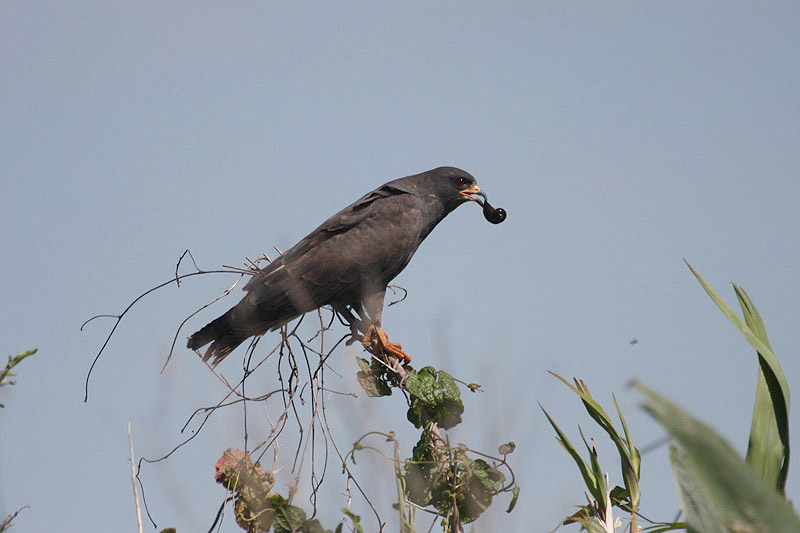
<box><xmin>187</xmin><ymin>166</ymin><xmax>505</xmax><ymax>366</ymax></box>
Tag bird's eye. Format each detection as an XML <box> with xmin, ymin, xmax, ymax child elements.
<box><xmin>455</xmin><ymin>177</ymin><xmax>469</xmax><ymax>188</ymax></box>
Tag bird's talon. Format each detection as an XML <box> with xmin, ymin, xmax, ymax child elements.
<box><xmin>363</xmin><ymin>325</ymin><xmax>411</xmax><ymax>363</ymax></box>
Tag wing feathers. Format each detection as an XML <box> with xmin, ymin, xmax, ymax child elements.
<box><xmin>188</xmin><ymin>180</ymin><xmax>424</xmax><ymax>363</ymax></box>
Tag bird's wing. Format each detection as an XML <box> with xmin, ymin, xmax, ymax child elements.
<box><xmin>242</xmin><ymin>184</ymin><xmax>423</xmax><ymax>315</ymax></box>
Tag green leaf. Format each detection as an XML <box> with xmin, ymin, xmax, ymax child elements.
<box><xmin>539</xmin><ymin>404</ymin><xmax>598</xmax><ymax>501</ymax></box>
<box><xmin>341</xmin><ymin>508</ymin><xmax>364</xmax><ymax>533</ymax></box>
<box><xmin>638</xmin><ymin>382</ymin><xmax>800</xmax><ymax>533</ymax></box>
<box><xmin>457</xmin><ymin>457</ymin><xmax>505</xmax><ymax>523</ymax></box>
<box><xmin>405</xmin><ymin>367</ymin><xmax>463</xmax><ymax>429</ymax></box>
<box><xmin>506</xmin><ymin>486</ymin><xmax>520</xmax><ymax>513</ymax></box>
<box><xmin>612</xmin><ymin>393</ymin><xmax>641</xmax><ymax>508</ymax></box>
<box><xmin>354</xmin><ymin>357</ymin><xmax>392</xmax><ymax>397</ymax></box>
<box><xmin>547</xmin><ymin>373</ymin><xmax>640</xmax><ymax>507</ymax></box>
<box><xmin>734</xmin><ymin>284</ymin><xmax>790</xmax><ymax>492</ymax></box>
<box><xmin>404</xmin><ymin>428</ymin><xmax>439</xmax><ymax>507</ymax></box>
<box><xmin>641</xmin><ymin>522</ymin><xmax>689</xmax><ymax>533</ymax></box>
<box><xmin>470</xmin><ymin>458</ymin><xmax>505</xmax><ymax>493</ymax></box>
<box><xmin>685</xmin><ymin>260</ymin><xmax>790</xmax><ymax>492</ymax></box>
<box><xmin>273</xmin><ymin>503</ymin><xmax>307</xmax><ymax>533</ymax></box>
<box><xmin>0</xmin><ymin>349</ymin><xmax>37</xmax><ymax>407</ymax></box>
<box><xmin>300</xmin><ymin>518</ymin><xmax>328</xmax><ymax>533</ymax></box>
<box><xmin>403</xmin><ymin>429</ymin><xmax>508</xmax><ymax>525</ymax></box>
<box><xmin>579</xmin><ymin>427</ymin><xmax>607</xmax><ymax>506</ymax></box>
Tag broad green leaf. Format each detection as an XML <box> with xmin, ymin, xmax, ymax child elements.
<box><xmin>685</xmin><ymin>263</ymin><xmax>790</xmax><ymax>441</ymax></box>
<box><xmin>273</xmin><ymin>503</ymin><xmax>307</xmax><ymax>533</ymax></box>
<box><xmin>669</xmin><ymin>444</ymin><xmax>722</xmax><ymax>533</ymax></box>
<box><xmin>638</xmin><ymin>383</ymin><xmax>800</xmax><ymax>533</ymax></box>
<box><xmin>405</xmin><ymin>367</ymin><xmax>463</xmax><ymax>429</ymax></box>
<box><xmin>458</xmin><ymin>457</ymin><xmax>505</xmax><ymax>523</ymax></box>
<box><xmin>686</xmin><ymin>261</ymin><xmax>790</xmax><ymax>491</ymax></box>
<box><xmin>404</xmin><ymin>428</ymin><xmax>439</xmax><ymax>507</ymax></box>
<box><xmin>470</xmin><ymin>458</ymin><xmax>505</xmax><ymax>493</ymax></box>
<box><xmin>684</xmin><ymin>261</ymin><xmax>789</xmax><ymax>399</ymax></box>
<box><xmin>733</xmin><ymin>284</ymin><xmax>790</xmax><ymax>491</ymax></box>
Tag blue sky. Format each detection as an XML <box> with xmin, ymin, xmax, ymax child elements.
<box><xmin>2</xmin><ymin>2</ymin><xmax>799</xmax><ymax>531</ymax></box>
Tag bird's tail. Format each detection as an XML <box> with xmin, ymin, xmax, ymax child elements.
<box><xmin>187</xmin><ymin>279</ymin><xmax>308</xmax><ymax>365</ymax></box>
<box><xmin>187</xmin><ymin>304</ymin><xmax>253</xmax><ymax>366</ymax></box>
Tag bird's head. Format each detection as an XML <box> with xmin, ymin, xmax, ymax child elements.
<box><xmin>429</xmin><ymin>167</ymin><xmax>507</xmax><ymax>224</ymax></box>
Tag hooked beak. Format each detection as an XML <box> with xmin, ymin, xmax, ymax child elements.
<box><xmin>459</xmin><ymin>185</ymin><xmax>485</xmax><ymax>204</ymax></box>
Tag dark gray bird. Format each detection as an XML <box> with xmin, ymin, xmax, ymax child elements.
<box><xmin>187</xmin><ymin>166</ymin><xmax>504</xmax><ymax>366</ymax></box>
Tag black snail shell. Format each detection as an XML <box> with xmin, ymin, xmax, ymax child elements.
<box><xmin>482</xmin><ymin>201</ymin><xmax>507</xmax><ymax>224</ymax></box>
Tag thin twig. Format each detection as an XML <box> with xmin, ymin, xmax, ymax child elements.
<box><xmin>80</xmin><ymin>249</ymin><xmax>252</xmax><ymax>401</ymax></box>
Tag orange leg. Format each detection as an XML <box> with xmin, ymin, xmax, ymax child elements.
<box><xmin>362</xmin><ymin>324</ymin><xmax>411</xmax><ymax>362</ymax></box>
